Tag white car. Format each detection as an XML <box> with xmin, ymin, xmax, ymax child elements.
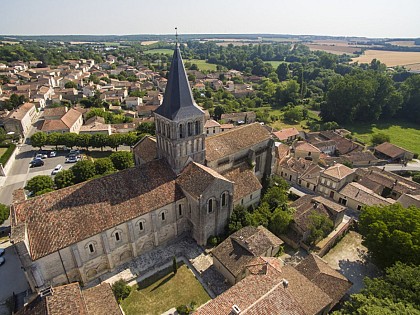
<box><xmin>51</xmin><ymin>164</ymin><xmax>63</xmax><ymax>175</ymax></box>
<box><xmin>35</xmin><ymin>154</ymin><xmax>43</xmax><ymax>160</ymax></box>
<box><xmin>49</xmin><ymin>151</ymin><xmax>56</xmax><ymax>157</ymax></box>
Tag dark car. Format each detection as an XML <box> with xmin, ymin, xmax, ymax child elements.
<box><xmin>0</xmin><ymin>248</ymin><xmax>4</xmax><ymax>256</ymax></box>
<box><xmin>0</xmin><ymin>256</ymin><xmax>4</xmax><ymax>266</ymax></box>
<box><xmin>30</xmin><ymin>159</ymin><xmax>44</xmax><ymax>167</ymax></box>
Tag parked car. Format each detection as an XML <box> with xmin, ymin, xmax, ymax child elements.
<box><xmin>35</xmin><ymin>154</ymin><xmax>43</xmax><ymax>160</ymax></box>
<box><xmin>49</xmin><ymin>151</ymin><xmax>56</xmax><ymax>158</ymax></box>
<box><xmin>0</xmin><ymin>256</ymin><xmax>4</xmax><ymax>266</ymax></box>
<box><xmin>0</xmin><ymin>248</ymin><xmax>4</xmax><ymax>256</ymax></box>
<box><xmin>30</xmin><ymin>159</ymin><xmax>44</xmax><ymax>167</ymax></box>
<box><xmin>66</xmin><ymin>150</ymin><xmax>80</xmax><ymax>157</ymax></box>
<box><xmin>65</xmin><ymin>156</ymin><xmax>80</xmax><ymax>163</ymax></box>
<box><xmin>51</xmin><ymin>164</ymin><xmax>63</xmax><ymax>175</ymax></box>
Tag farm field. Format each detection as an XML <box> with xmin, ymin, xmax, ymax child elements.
<box><xmin>305</xmin><ymin>44</ymin><xmax>360</xmax><ymax>55</ymax></box>
<box><xmin>121</xmin><ymin>265</ymin><xmax>210</xmax><ymax>315</ymax></box>
<box><xmin>352</xmin><ymin>50</ymin><xmax>420</xmax><ymax>67</ymax></box>
<box><xmin>386</xmin><ymin>40</ymin><xmax>417</xmax><ymax>47</ymax></box>
<box><xmin>344</xmin><ymin>120</ymin><xmax>420</xmax><ymax>154</ymax></box>
<box><xmin>187</xmin><ymin>59</ymin><xmax>218</xmax><ymax>71</ymax></box>
<box><xmin>144</xmin><ymin>48</ymin><xmax>173</xmax><ymax>55</ymax></box>
<box><xmin>141</xmin><ymin>41</ymin><xmax>159</xmax><ymax>45</ymax></box>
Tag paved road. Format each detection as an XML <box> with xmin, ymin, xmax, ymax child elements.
<box><xmin>0</xmin><ymin>241</ymin><xmax>30</xmax><ymax>303</ymax></box>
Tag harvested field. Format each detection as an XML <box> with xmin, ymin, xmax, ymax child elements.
<box><xmin>141</xmin><ymin>41</ymin><xmax>159</xmax><ymax>45</ymax></box>
<box><xmin>306</xmin><ymin>44</ymin><xmax>361</xmax><ymax>55</ymax></box>
<box><xmin>386</xmin><ymin>40</ymin><xmax>417</xmax><ymax>47</ymax></box>
<box><xmin>353</xmin><ymin>50</ymin><xmax>420</xmax><ymax>67</ymax></box>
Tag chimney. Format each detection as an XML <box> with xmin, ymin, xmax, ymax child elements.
<box><xmin>282</xmin><ymin>279</ymin><xmax>289</xmax><ymax>288</ymax></box>
<box><xmin>40</xmin><ymin>286</ymin><xmax>54</xmax><ymax>297</ymax></box>
<box><xmin>232</xmin><ymin>304</ymin><xmax>241</xmax><ymax>315</ymax></box>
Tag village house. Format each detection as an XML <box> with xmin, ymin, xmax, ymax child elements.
<box><xmin>15</xmin><ymin>282</ymin><xmax>122</xmax><ymax>315</ymax></box>
<box><xmin>294</xmin><ymin>141</ymin><xmax>322</xmax><ymax>163</ymax></box>
<box><xmin>317</xmin><ymin>163</ymin><xmax>355</xmax><ymax>200</ymax></box>
<box><xmin>41</xmin><ymin>107</ymin><xmax>83</xmax><ymax>134</ymax></box>
<box><xmin>79</xmin><ymin>116</ymin><xmax>112</xmax><ymax>135</ymax></box>
<box><xmin>3</xmin><ymin>102</ymin><xmax>37</xmax><ymax>137</ymax></box>
<box><xmin>221</xmin><ymin>111</ymin><xmax>256</xmax><ymax>125</ymax></box>
<box><xmin>212</xmin><ymin>226</ymin><xmax>283</xmax><ymax>285</ymax></box>
<box><xmin>374</xmin><ymin>142</ymin><xmax>414</xmax><ymax>163</ymax></box>
<box><xmin>196</xmin><ymin>254</ymin><xmax>351</xmax><ymax>315</ymax></box>
<box><xmin>204</xmin><ymin>119</ymin><xmax>221</xmax><ymax>136</ymax></box>
<box><xmin>273</xmin><ymin>127</ymin><xmax>301</xmax><ymax>143</ymax></box>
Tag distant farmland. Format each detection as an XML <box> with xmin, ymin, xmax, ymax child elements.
<box><xmin>305</xmin><ymin>44</ymin><xmax>361</xmax><ymax>55</ymax></box>
<box><xmin>144</xmin><ymin>49</ymin><xmax>173</xmax><ymax>55</ymax></box>
<box><xmin>352</xmin><ymin>50</ymin><xmax>420</xmax><ymax>68</ymax></box>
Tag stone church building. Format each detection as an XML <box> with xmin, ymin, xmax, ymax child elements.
<box><xmin>10</xmin><ymin>45</ymin><xmax>275</xmax><ymax>292</ymax></box>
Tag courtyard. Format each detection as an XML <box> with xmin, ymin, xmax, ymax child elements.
<box><xmin>323</xmin><ymin>231</ymin><xmax>380</xmax><ymax>295</ymax></box>
<box><xmin>121</xmin><ymin>264</ymin><xmax>211</xmax><ymax>315</ymax></box>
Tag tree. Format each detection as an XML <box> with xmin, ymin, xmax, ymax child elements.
<box><xmin>90</xmin><ymin>133</ymin><xmax>108</xmax><ymax>151</ymax></box>
<box><xmin>213</xmin><ymin>105</ymin><xmax>225</xmax><ymax>120</ymax></box>
<box><xmin>70</xmin><ymin>160</ymin><xmax>96</xmax><ymax>183</ymax></box>
<box><xmin>64</xmin><ymin>81</ymin><xmax>77</xmax><ymax>89</ymax></box>
<box><xmin>94</xmin><ymin>158</ymin><xmax>115</xmax><ymax>175</ymax></box>
<box><xmin>107</xmin><ymin>134</ymin><xmax>124</xmax><ymax>151</ymax></box>
<box><xmin>25</xmin><ymin>175</ymin><xmax>54</xmax><ymax>195</ymax></box>
<box><xmin>269</xmin><ymin>207</ymin><xmax>293</xmax><ymax>237</ymax></box>
<box><xmin>30</xmin><ymin>132</ymin><xmax>48</xmax><ymax>149</ymax></box>
<box><xmin>109</xmin><ymin>151</ymin><xmax>134</xmax><ymax>170</ymax></box>
<box><xmin>276</xmin><ymin>63</ymin><xmax>290</xmax><ymax>81</ymax></box>
<box><xmin>262</xmin><ymin>186</ymin><xmax>289</xmax><ymax>211</ymax></box>
<box><xmin>47</xmin><ymin>132</ymin><xmax>61</xmax><ymax>150</ymax></box>
<box><xmin>111</xmin><ymin>279</ymin><xmax>132</xmax><ymax>303</ymax></box>
<box><xmin>371</xmin><ymin>133</ymin><xmax>390</xmax><ymax>146</ymax></box>
<box><xmin>54</xmin><ymin>169</ymin><xmax>75</xmax><ymax>189</ymax></box>
<box><xmin>359</xmin><ymin>203</ymin><xmax>420</xmax><ymax>268</ymax></box>
<box><xmin>335</xmin><ymin>263</ymin><xmax>420</xmax><ymax>314</ymax></box>
<box><xmin>172</xmin><ymin>256</ymin><xmax>178</xmax><ymax>274</ymax></box>
<box><xmin>306</xmin><ymin>212</ymin><xmax>333</xmax><ymax>245</ymax></box>
<box><xmin>248</xmin><ymin>202</ymin><xmax>271</xmax><ymax>227</ymax></box>
<box><xmin>122</xmin><ymin>133</ymin><xmax>139</xmax><ymax>147</ymax></box>
<box><xmin>0</xmin><ymin>203</ymin><xmax>9</xmax><ymax>225</ymax></box>
<box><xmin>136</xmin><ymin>122</ymin><xmax>155</xmax><ymax>135</ymax></box>
<box><xmin>75</xmin><ymin>133</ymin><xmax>92</xmax><ymax>151</ymax></box>
<box><xmin>228</xmin><ymin>205</ymin><xmax>251</xmax><ymax>234</ymax></box>
<box><xmin>61</xmin><ymin>132</ymin><xmax>78</xmax><ymax>149</ymax></box>
<box><xmin>283</xmin><ymin>107</ymin><xmax>303</xmax><ymax>123</ymax></box>
<box><xmin>412</xmin><ymin>174</ymin><xmax>420</xmax><ymax>184</ymax></box>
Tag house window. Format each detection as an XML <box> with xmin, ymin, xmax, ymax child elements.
<box><xmin>308</xmin><ymin>151</ymin><xmax>312</xmax><ymax>156</ymax></box>
<box><xmin>88</xmin><ymin>243</ymin><xmax>95</xmax><ymax>253</ymax></box>
<box><xmin>321</xmin><ymin>178</ymin><xmax>325</xmax><ymax>184</ymax></box>
<box><xmin>306</xmin><ymin>183</ymin><xmax>310</xmax><ymax>188</ymax></box>
<box><xmin>161</xmin><ymin>212</ymin><xmax>166</xmax><ymax>221</ymax></box>
<box><xmin>208</xmin><ymin>198</ymin><xmax>214</xmax><ymax>213</ymax></box>
<box><xmin>139</xmin><ymin>221</ymin><xmax>144</xmax><ymax>231</ymax></box>
<box><xmin>221</xmin><ymin>193</ymin><xmax>227</xmax><ymax>207</ymax></box>
<box><xmin>178</xmin><ymin>204</ymin><xmax>182</xmax><ymax>216</ymax></box>
<box><xmin>115</xmin><ymin>232</ymin><xmax>120</xmax><ymax>242</ymax></box>
<box><xmin>357</xmin><ymin>205</ymin><xmax>362</xmax><ymax>211</ymax></box>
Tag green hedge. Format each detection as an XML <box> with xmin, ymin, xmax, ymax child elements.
<box><xmin>0</xmin><ymin>144</ymin><xmax>17</xmax><ymax>166</ymax></box>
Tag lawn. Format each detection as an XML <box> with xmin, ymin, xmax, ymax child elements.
<box><xmin>121</xmin><ymin>264</ymin><xmax>210</xmax><ymax>315</ymax></box>
<box><xmin>144</xmin><ymin>49</ymin><xmax>174</xmax><ymax>55</ymax></box>
<box><xmin>344</xmin><ymin>120</ymin><xmax>420</xmax><ymax>154</ymax></box>
<box><xmin>85</xmin><ymin>150</ymin><xmax>114</xmax><ymax>161</ymax></box>
<box><xmin>0</xmin><ymin>148</ymin><xmax>7</xmax><ymax>158</ymax></box>
<box><xmin>187</xmin><ymin>59</ymin><xmax>218</xmax><ymax>71</ymax></box>
<box><xmin>265</xmin><ymin>60</ymin><xmax>288</xmax><ymax>68</ymax></box>
<box><xmin>254</xmin><ymin>106</ymin><xmax>321</xmax><ymax>131</ymax></box>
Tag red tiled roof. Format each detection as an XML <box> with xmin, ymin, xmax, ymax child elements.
<box><xmin>223</xmin><ymin>166</ymin><xmax>262</xmax><ymax>202</ymax></box>
<box><xmin>375</xmin><ymin>142</ymin><xmax>411</xmax><ymax>158</ymax></box>
<box><xmin>273</xmin><ymin>127</ymin><xmax>299</xmax><ymax>141</ymax></box>
<box><xmin>13</xmin><ymin>160</ymin><xmax>184</xmax><ymax>260</ymax></box>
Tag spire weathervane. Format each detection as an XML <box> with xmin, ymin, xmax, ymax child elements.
<box><xmin>175</xmin><ymin>27</ymin><xmax>178</xmax><ymax>46</ymax></box>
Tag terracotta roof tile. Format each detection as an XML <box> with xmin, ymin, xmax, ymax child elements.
<box><xmin>204</xmin><ymin>119</ymin><xmax>220</xmax><ymax>128</ymax></box>
<box><xmin>83</xmin><ymin>283</ymin><xmax>122</xmax><ymax>315</ymax></box>
<box><xmin>13</xmin><ymin>160</ymin><xmax>184</xmax><ymax>260</ymax></box>
<box><xmin>222</xmin><ymin>165</ymin><xmax>262</xmax><ymax>202</ymax></box>
<box><xmin>205</xmin><ymin>123</ymin><xmax>271</xmax><ymax>162</ymax></box>
<box><xmin>61</xmin><ymin>109</ymin><xmax>82</xmax><ymax>128</ymax></box>
<box><xmin>273</xmin><ymin>127</ymin><xmax>299</xmax><ymax>141</ymax></box>
<box><xmin>339</xmin><ymin>182</ymin><xmax>393</xmax><ymax>206</ymax></box>
<box><xmin>177</xmin><ymin>162</ymin><xmax>231</xmax><ymax>198</ymax></box>
<box><xmin>7</xmin><ymin>102</ymin><xmax>35</xmax><ymax>120</ymax></box>
<box><xmin>132</xmin><ymin>136</ymin><xmax>157</xmax><ymax>163</ymax></box>
<box><xmin>375</xmin><ymin>142</ymin><xmax>412</xmax><ymax>158</ymax></box>
<box><xmin>322</xmin><ymin>163</ymin><xmax>354</xmax><ymax>180</ymax></box>
<box><xmin>294</xmin><ymin>141</ymin><xmax>321</xmax><ymax>153</ymax></box>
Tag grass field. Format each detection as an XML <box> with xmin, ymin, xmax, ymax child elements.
<box><xmin>344</xmin><ymin>120</ymin><xmax>420</xmax><ymax>154</ymax></box>
<box><xmin>254</xmin><ymin>106</ymin><xmax>321</xmax><ymax>131</ymax></box>
<box><xmin>265</xmin><ymin>60</ymin><xmax>288</xmax><ymax>68</ymax></box>
<box><xmin>187</xmin><ymin>59</ymin><xmax>218</xmax><ymax>71</ymax></box>
<box><xmin>0</xmin><ymin>148</ymin><xmax>7</xmax><ymax>157</ymax></box>
<box><xmin>121</xmin><ymin>264</ymin><xmax>210</xmax><ymax>315</ymax></box>
<box><xmin>85</xmin><ymin>150</ymin><xmax>114</xmax><ymax>161</ymax></box>
<box><xmin>306</xmin><ymin>44</ymin><xmax>360</xmax><ymax>55</ymax></box>
<box><xmin>144</xmin><ymin>49</ymin><xmax>174</xmax><ymax>55</ymax></box>
<box><xmin>352</xmin><ymin>50</ymin><xmax>420</xmax><ymax>67</ymax></box>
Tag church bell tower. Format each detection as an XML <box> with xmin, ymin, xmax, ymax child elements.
<box><xmin>154</xmin><ymin>43</ymin><xmax>206</xmax><ymax>174</ymax></box>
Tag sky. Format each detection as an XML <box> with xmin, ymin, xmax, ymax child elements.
<box><xmin>1</xmin><ymin>0</ymin><xmax>419</xmax><ymax>38</ymax></box>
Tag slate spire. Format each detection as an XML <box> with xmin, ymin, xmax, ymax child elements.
<box><xmin>154</xmin><ymin>43</ymin><xmax>204</xmax><ymax>121</ymax></box>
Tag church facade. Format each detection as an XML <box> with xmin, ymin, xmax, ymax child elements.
<box><xmin>11</xmin><ymin>45</ymin><xmax>275</xmax><ymax>291</ymax></box>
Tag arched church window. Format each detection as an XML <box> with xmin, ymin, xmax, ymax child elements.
<box><xmin>207</xmin><ymin>198</ymin><xmax>215</xmax><ymax>214</ymax></box>
<box><xmin>221</xmin><ymin>192</ymin><xmax>228</xmax><ymax>207</ymax></box>
<box><xmin>195</xmin><ymin>121</ymin><xmax>201</xmax><ymax>135</ymax></box>
<box><xmin>179</xmin><ymin>124</ymin><xmax>184</xmax><ymax>138</ymax></box>
<box><xmin>188</xmin><ymin>122</ymin><xmax>193</xmax><ymax>136</ymax></box>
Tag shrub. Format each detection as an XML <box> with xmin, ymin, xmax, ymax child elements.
<box><xmin>207</xmin><ymin>236</ymin><xmax>218</xmax><ymax>247</ymax></box>
<box><xmin>0</xmin><ymin>203</ymin><xmax>9</xmax><ymax>225</ymax></box>
<box><xmin>371</xmin><ymin>133</ymin><xmax>390</xmax><ymax>146</ymax></box>
<box><xmin>0</xmin><ymin>144</ymin><xmax>16</xmax><ymax>166</ymax></box>
<box><xmin>111</xmin><ymin>279</ymin><xmax>132</xmax><ymax>303</ymax></box>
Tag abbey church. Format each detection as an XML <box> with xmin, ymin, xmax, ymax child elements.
<box><xmin>10</xmin><ymin>45</ymin><xmax>275</xmax><ymax>291</ymax></box>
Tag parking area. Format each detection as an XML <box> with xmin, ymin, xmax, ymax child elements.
<box><xmin>0</xmin><ymin>241</ymin><xmax>30</xmax><ymax>304</ymax></box>
<box><xmin>27</xmin><ymin>150</ymin><xmax>79</xmax><ymax>181</ymax></box>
